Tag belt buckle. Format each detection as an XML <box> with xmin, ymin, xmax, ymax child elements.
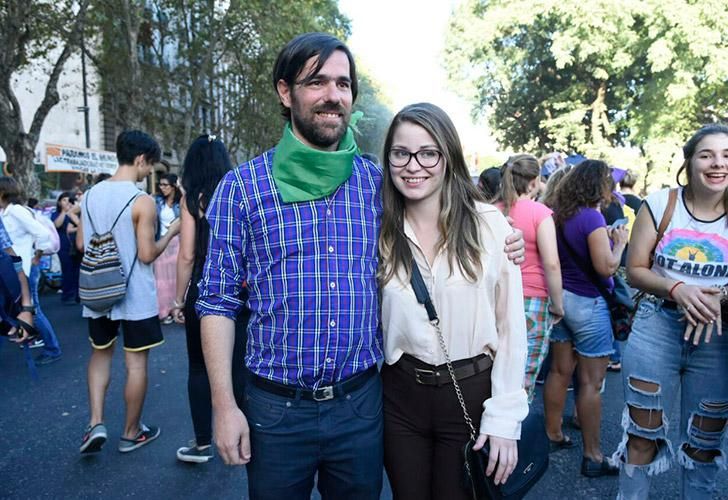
<box><xmin>313</xmin><ymin>385</ymin><xmax>334</xmax><ymax>401</ymax></box>
<box><xmin>414</xmin><ymin>368</ymin><xmax>436</xmax><ymax>385</ymax></box>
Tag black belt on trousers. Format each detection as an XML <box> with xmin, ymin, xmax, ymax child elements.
<box><xmin>396</xmin><ymin>353</ymin><xmax>492</xmax><ymax>386</ymax></box>
<box><xmin>251</xmin><ymin>366</ymin><xmax>377</xmax><ymax>402</ymax></box>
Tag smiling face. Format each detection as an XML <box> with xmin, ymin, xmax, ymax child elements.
<box><xmin>277</xmin><ymin>50</ymin><xmax>353</xmax><ymax>151</ymax></box>
<box><xmin>688</xmin><ymin>133</ymin><xmax>728</xmax><ymax>197</ymax></box>
<box><xmin>388</xmin><ymin>121</ymin><xmax>445</xmax><ymax>207</ymax></box>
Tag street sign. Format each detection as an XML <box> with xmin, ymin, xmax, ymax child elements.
<box><xmin>45</xmin><ymin>144</ymin><xmax>118</xmax><ymax>175</ymax></box>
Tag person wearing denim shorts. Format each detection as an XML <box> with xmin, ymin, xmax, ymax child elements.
<box><xmin>615</xmin><ymin>124</ymin><xmax>728</xmax><ymax>499</ymax></box>
<box><xmin>543</xmin><ymin>160</ymin><xmax>629</xmax><ymax>477</ymax></box>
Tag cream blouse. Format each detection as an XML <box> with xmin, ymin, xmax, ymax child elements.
<box><xmin>381</xmin><ymin>202</ymin><xmax>529</xmax><ymax>439</ymax></box>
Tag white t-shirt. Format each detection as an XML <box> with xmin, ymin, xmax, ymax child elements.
<box><xmin>646</xmin><ymin>187</ymin><xmax>728</xmax><ymax>288</ymax></box>
<box><xmin>159</xmin><ymin>204</ymin><xmax>175</xmax><ymax>237</ymax></box>
<box><xmin>0</xmin><ymin>204</ymin><xmax>51</xmax><ymax>275</ymax></box>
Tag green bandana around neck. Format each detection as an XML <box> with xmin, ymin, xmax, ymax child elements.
<box><xmin>272</xmin><ymin>112</ymin><xmax>362</xmax><ymax>203</ymax></box>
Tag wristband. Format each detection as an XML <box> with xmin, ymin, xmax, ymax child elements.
<box><xmin>668</xmin><ymin>281</ymin><xmax>685</xmax><ymax>300</ymax></box>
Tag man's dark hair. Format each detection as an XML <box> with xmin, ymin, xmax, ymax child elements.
<box><xmin>272</xmin><ymin>32</ymin><xmax>358</xmax><ymax>120</ymax></box>
<box><xmin>116</xmin><ymin>130</ymin><xmax>161</xmax><ymax>166</ymax></box>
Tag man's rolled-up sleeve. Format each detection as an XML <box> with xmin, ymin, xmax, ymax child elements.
<box><xmin>195</xmin><ymin>169</ymin><xmax>247</xmax><ymax>320</ymax></box>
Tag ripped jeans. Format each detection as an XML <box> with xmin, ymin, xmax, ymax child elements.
<box><xmin>615</xmin><ymin>300</ymin><xmax>728</xmax><ymax>499</ymax></box>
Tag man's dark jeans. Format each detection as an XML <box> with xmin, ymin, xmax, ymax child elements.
<box><xmin>244</xmin><ymin>371</ymin><xmax>383</xmax><ymax>500</ymax></box>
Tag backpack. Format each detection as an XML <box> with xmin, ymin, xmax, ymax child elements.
<box><xmin>23</xmin><ymin>207</ymin><xmax>60</xmax><ymax>255</ymax></box>
<box><xmin>78</xmin><ymin>192</ymin><xmax>140</xmax><ymax>313</ymax></box>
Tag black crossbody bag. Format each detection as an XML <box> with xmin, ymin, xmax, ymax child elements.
<box><xmin>409</xmin><ymin>260</ymin><xmax>549</xmax><ymax>500</ymax></box>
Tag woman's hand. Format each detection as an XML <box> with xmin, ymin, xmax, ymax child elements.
<box><xmin>504</xmin><ymin>219</ymin><xmax>525</xmax><ymax>265</ymax></box>
<box><xmin>548</xmin><ymin>303</ymin><xmax>564</xmax><ymax>324</ymax></box>
<box><xmin>472</xmin><ymin>434</ymin><xmax>518</xmax><ymax>485</ymax></box>
<box><xmin>678</xmin><ymin>286</ymin><xmax>722</xmax><ymax>344</ymax></box>
<box><xmin>608</xmin><ymin>225</ymin><xmax>629</xmax><ymax>247</ymax></box>
<box><xmin>171</xmin><ymin>299</ymin><xmax>186</xmax><ymax>324</ymax></box>
<box><xmin>672</xmin><ymin>283</ymin><xmax>721</xmax><ymax>326</ymax></box>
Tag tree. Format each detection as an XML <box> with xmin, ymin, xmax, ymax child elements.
<box><xmin>446</xmin><ymin>0</ymin><xmax>728</xmax><ymax>189</ymax></box>
<box><xmin>88</xmin><ymin>0</ymin><xmax>364</xmax><ymax>163</ymax></box>
<box><xmin>0</xmin><ymin>0</ymin><xmax>89</xmax><ymax>196</ymax></box>
<box><xmin>353</xmin><ymin>71</ymin><xmax>393</xmax><ymax>160</ymax></box>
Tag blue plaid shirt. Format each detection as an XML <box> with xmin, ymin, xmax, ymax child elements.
<box><xmin>196</xmin><ymin>149</ymin><xmax>383</xmax><ymax>389</ymax></box>
<box><xmin>0</xmin><ymin>218</ymin><xmax>13</xmax><ymax>250</ymax></box>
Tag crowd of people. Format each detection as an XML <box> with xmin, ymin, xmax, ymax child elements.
<box><xmin>2</xmin><ymin>31</ymin><xmax>727</xmax><ymax>500</ymax></box>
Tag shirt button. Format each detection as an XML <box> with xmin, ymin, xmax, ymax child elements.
<box><xmin>330</xmin><ymin>282</ymin><xmax>336</xmax><ymax>289</ymax></box>
<box><xmin>326</xmin><ymin>358</ymin><xmax>333</xmax><ymax>363</ymax></box>
<box><xmin>326</xmin><ymin>209</ymin><xmax>332</xmax><ymax>216</ymax></box>
<box><xmin>328</xmin><ymin>246</ymin><xmax>334</xmax><ymax>253</ymax></box>
<box><xmin>330</xmin><ymin>320</ymin><xmax>336</xmax><ymax>327</ymax></box>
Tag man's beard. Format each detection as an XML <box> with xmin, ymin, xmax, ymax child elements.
<box><xmin>291</xmin><ymin>101</ymin><xmax>350</xmax><ymax>149</ymax></box>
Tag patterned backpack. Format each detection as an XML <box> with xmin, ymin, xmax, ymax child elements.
<box><xmin>79</xmin><ymin>191</ymin><xmax>139</xmax><ymax>313</ymax></box>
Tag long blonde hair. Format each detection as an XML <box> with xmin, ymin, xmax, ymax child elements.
<box><xmin>378</xmin><ymin>103</ymin><xmax>485</xmax><ymax>285</ymax></box>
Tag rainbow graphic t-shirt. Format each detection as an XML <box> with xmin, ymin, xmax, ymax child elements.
<box><xmin>647</xmin><ymin>188</ymin><xmax>728</xmax><ymax>287</ymax></box>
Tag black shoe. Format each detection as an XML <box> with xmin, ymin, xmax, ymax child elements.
<box><xmin>581</xmin><ymin>456</ymin><xmax>619</xmax><ymax>477</ymax></box>
<box><xmin>549</xmin><ymin>435</ymin><xmax>576</xmax><ymax>453</ymax></box>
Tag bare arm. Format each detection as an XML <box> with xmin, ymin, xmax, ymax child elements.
<box><xmin>588</xmin><ymin>226</ymin><xmax>627</xmax><ymax>278</ymax></box>
<box><xmin>536</xmin><ymin>215</ymin><xmax>563</xmax><ymax>319</ymax></box>
<box><xmin>201</xmin><ymin>314</ymin><xmax>251</xmax><ymax>465</ymax></box>
<box><xmin>132</xmin><ymin>195</ymin><xmax>180</xmax><ymax>264</ymax></box>
<box><xmin>53</xmin><ymin>211</ymin><xmax>67</xmax><ymax>228</ymax></box>
<box><xmin>627</xmin><ymin>205</ymin><xmax>719</xmax><ymax>327</ymax></box>
<box><xmin>172</xmin><ymin>197</ymin><xmax>195</xmax><ymax>321</ymax></box>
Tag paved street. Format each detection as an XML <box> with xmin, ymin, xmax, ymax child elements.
<box><xmin>2</xmin><ymin>291</ymin><xmax>727</xmax><ymax>499</ymax></box>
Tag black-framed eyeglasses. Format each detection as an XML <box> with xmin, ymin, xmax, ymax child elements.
<box><xmin>158</xmin><ymin>182</ymin><xmax>171</xmax><ymax>187</ymax></box>
<box><xmin>388</xmin><ymin>149</ymin><xmax>442</xmax><ymax>168</ymax></box>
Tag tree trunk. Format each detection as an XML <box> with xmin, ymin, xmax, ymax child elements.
<box><xmin>590</xmin><ymin>81</ymin><xmax>608</xmax><ymax>147</ymax></box>
<box><xmin>5</xmin><ymin>135</ymin><xmax>39</xmax><ymax>198</ymax></box>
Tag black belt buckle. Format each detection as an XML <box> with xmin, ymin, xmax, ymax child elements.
<box><xmin>313</xmin><ymin>385</ymin><xmax>334</xmax><ymax>401</ymax></box>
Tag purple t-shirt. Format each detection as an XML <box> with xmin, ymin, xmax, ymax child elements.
<box><xmin>557</xmin><ymin>207</ymin><xmax>613</xmax><ymax>297</ymax></box>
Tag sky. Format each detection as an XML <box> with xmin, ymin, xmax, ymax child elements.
<box><xmin>338</xmin><ymin>0</ymin><xmax>500</xmax><ymax>163</ymax></box>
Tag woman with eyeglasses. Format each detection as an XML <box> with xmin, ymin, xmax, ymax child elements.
<box><xmin>154</xmin><ymin>173</ymin><xmax>181</xmax><ymax>324</ymax></box>
<box><xmin>379</xmin><ymin>103</ymin><xmax>528</xmax><ymax>499</ymax></box>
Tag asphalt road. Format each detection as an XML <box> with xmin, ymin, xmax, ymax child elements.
<box><xmin>1</xmin><ymin>291</ymin><xmax>726</xmax><ymax>499</ymax></box>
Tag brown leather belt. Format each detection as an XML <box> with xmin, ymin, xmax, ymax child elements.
<box><xmin>396</xmin><ymin>353</ymin><xmax>492</xmax><ymax>386</ymax></box>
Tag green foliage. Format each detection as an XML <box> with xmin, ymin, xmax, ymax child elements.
<box><xmin>89</xmin><ymin>0</ymin><xmax>392</xmax><ymax>163</ymax></box>
<box><xmin>353</xmin><ymin>70</ymin><xmax>393</xmax><ymax>160</ymax></box>
<box><xmin>446</xmin><ymin>0</ymin><xmax>728</xmax><ymax>189</ymax></box>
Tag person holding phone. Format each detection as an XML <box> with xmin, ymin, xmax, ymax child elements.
<box><xmin>154</xmin><ymin>173</ymin><xmax>181</xmax><ymax>324</ymax></box>
<box><xmin>543</xmin><ymin>160</ymin><xmax>628</xmax><ymax>477</ymax></box>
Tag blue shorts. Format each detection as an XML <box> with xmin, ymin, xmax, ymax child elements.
<box><xmin>550</xmin><ymin>289</ymin><xmax>614</xmax><ymax>358</ymax></box>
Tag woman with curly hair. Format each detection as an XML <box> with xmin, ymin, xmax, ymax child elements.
<box><xmin>543</xmin><ymin>160</ymin><xmax>628</xmax><ymax>477</ymax></box>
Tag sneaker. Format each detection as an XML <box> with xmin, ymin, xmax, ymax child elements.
<box><xmin>80</xmin><ymin>423</ymin><xmax>107</xmax><ymax>454</ymax></box>
<box><xmin>161</xmin><ymin>315</ymin><xmax>174</xmax><ymax>325</ymax></box>
<box><xmin>177</xmin><ymin>440</ymin><xmax>213</xmax><ymax>463</ymax></box>
<box><xmin>27</xmin><ymin>339</ymin><xmax>45</xmax><ymax>349</ymax></box>
<box><xmin>35</xmin><ymin>353</ymin><xmax>61</xmax><ymax>365</ymax></box>
<box><xmin>118</xmin><ymin>423</ymin><xmax>160</xmax><ymax>453</ymax></box>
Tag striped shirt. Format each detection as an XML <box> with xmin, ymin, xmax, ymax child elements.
<box><xmin>196</xmin><ymin>148</ymin><xmax>383</xmax><ymax>389</ymax></box>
